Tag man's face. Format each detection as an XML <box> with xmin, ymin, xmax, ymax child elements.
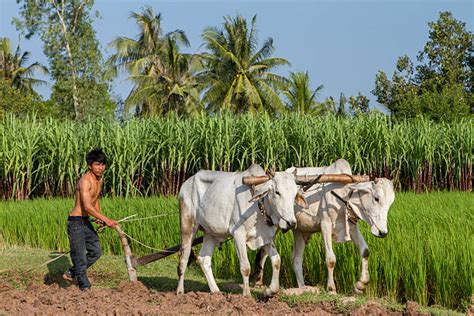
<box><xmin>88</xmin><ymin>162</ymin><xmax>106</xmax><ymax>177</ymax></box>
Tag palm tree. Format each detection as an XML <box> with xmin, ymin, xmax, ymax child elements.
<box><xmin>126</xmin><ymin>36</ymin><xmax>203</xmax><ymax>116</ymax></box>
<box><xmin>0</xmin><ymin>37</ymin><xmax>48</xmax><ymax>94</ymax></box>
<box><xmin>283</xmin><ymin>71</ymin><xmax>323</xmax><ymax>115</ymax></box>
<box><xmin>199</xmin><ymin>15</ymin><xmax>290</xmax><ymax>113</ymax></box>
<box><xmin>107</xmin><ymin>6</ymin><xmax>200</xmax><ymax>116</ymax></box>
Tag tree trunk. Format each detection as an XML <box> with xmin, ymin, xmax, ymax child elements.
<box><xmin>51</xmin><ymin>0</ymin><xmax>82</xmax><ymax>120</ymax></box>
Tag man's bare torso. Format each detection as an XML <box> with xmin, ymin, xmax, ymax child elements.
<box><xmin>70</xmin><ymin>172</ymin><xmax>103</xmax><ymax>217</ymax></box>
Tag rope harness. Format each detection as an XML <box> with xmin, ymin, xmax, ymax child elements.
<box><xmin>330</xmin><ymin>189</ymin><xmax>360</xmax><ymax>225</ymax></box>
<box><xmin>258</xmin><ymin>199</ymin><xmax>274</xmax><ymax>226</ymax></box>
<box><xmin>251</xmin><ymin>182</ymin><xmax>274</xmax><ymax>227</ymax></box>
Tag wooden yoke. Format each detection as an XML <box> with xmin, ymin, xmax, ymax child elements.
<box><xmin>295</xmin><ymin>174</ymin><xmax>370</xmax><ymax>185</ymax></box>
<box><xmin>243</xmin><ymin>174</ymin><xmax>370</xmax><ymax>187</ymax></box>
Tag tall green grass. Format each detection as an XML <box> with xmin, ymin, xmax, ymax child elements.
<box><xmin>0</xmin><ymin>192</ymin><xmax>472</xmax><ymax>310</ymax></box>
<box><xmin>1</xmin><ymin>113</ymin><xmax>472</xmax><ymax>200</ymax></box>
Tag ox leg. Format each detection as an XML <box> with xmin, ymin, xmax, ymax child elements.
<box><xmin>350</xmin><ymin>224</ymin><xmax>370</xmax><ymax>293</ymax></box>
<box><xmin>233</xmin><ymin>235</ymin><xmax>252</xmax><ymax>296</ymax></box>
<box><xmin>177</xmin><ymin>232</ymin><xmax>196</xmax><ymax>294</ymax></box>
<box><xmin>253</xmin><ymin>249</ymin><xmax>268</xmax><ymax>288</ymax></box>
<box><xmin>177</xmin><ymin>200</ymin><xmax>196</xmax><ymax>294</ymax></box>
<box><xmin>321</xmin><ymin>219</ymin><xmax>337</xmax><ymax>294</ymax></box>
<box><xmin>198</xmin><ymin>235</ymin><xmax>220</xmax><ymax>293</ymax></box>
<box><xmin>292</xmin><ymin>229</ymin><xmax>307</xmax><ymax>288</ymax></box>
<box><xmin>263</xmin><ymin>242</ymin><xmax>281</xmax><ymax>297</ymax></box>
<box><xmin>253</xmin><ymin>247</ymin><xmax>268</xmax><ymax>288</ymax></box>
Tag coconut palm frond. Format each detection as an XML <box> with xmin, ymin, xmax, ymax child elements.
<box><xmin>201</xmin><ymin>15</ymin><xmax>288</xmax><ymax>113</ymax></box>
<box><xmin>0</xmin><ymin>37</ymin><xmax>48</xmax><ymax>95</ymax></box>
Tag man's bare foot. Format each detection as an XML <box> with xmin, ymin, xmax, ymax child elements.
<box><xmin>62</xmin><ymin>271</ymin><xmax>78</xmax><ymax>285</ymax></box>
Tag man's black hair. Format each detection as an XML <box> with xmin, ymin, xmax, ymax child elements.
<box><xmin>86</xmin><ymin>148</ymin><xmax>107</xmax><ymax>166</ymax></box>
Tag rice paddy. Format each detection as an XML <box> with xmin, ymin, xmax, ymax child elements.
<box><xmin>0</xmin><ymin>192</ymin><xmax>472</xmax><ymax>310</ymax></box>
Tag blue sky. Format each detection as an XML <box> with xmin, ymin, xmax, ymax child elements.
<box><xmin>1</xmin><ymin>0</ymin><xmax>472</xmax><ymax>111</ymax></box>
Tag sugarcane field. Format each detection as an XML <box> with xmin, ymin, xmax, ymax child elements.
<box><xmin>1</xmin><ymin>2</ymin><xmax>473</xmax><ymax>315</ymax></box>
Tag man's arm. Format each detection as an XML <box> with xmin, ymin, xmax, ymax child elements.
<box><xmin>80</xmin><ymin>179</ymin><xmax>118</xmax><ymax>227</ymax></box>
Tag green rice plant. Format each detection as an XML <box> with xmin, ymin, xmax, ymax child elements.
<box><xmin>0</xmin><ymin>197</ymin><xmax>180</xmax><ymax>255</ymax></box>
<box><xmin>0</xmin><ymin>192</ymin><xmax>471</xmax><ymax>310</ymax></box>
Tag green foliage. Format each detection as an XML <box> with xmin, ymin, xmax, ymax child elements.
<box><xmin>0</xmin><ymin>80</ymin><xmax>58</xmax><ymax>119</ymax></box>
<box><xmin>200</xmin><ymin>15</ymin><xmax>289</xmax><ymax>113</ymax></box>
<box><xmin>348</xmin><ymin>92</ymin><xmax>370</xmax><ymax>116</ymax></box>
<box><xmin>0</xmin><ymin>37</ymin><xmax>48</xmax><ymax>94</ymax></box>
<box><xmin>0</xmin><ymin>114</ymin><xmax>471</xmax><ymax>200</ymax></box>
<box><xmin>106</xmin><ymin>7</ymin><xmax>201</xmax><ymax>117</ymax></box>
<box><xmin>15</xmin><ymin>0</ymin><xmax>115</xmax><ymax>119</ymax></box>
<box><xmin>1</xmin><ymin>192</ymin><xmax>472</xmax><ymax>310</ymax></box>
<box><xmin>283</xmin><ymin>71</ymin><xmax>324</xmax><ymax>115</ymax></box>
<box><xmin>416</xmin><ymin>12</ymin><xmax>472</xmax><ymax>91</ymax></box>
<box><xmin>51</xmin><ymin>79</ymin><xmax>116</xmax><ymax>119</ymax></box>
<box><xmin>373</xmin><ymin>12</ymin><xmax>473</xmax><ymax>120</ymax></box>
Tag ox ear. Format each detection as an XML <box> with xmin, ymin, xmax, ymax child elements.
<box><xmin>249</xmin><ymin>189</ymin><xmax>269</xmax><ymax>203</ymax></box>
<box><xmin>295</xmin><ymin>191</ymin><xmax>308</xmax><ymax>209</ymax></box>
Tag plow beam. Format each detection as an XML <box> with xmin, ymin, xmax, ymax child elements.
<box><xmin>130</xmin><ymin>236</ymin><xmax>204</xmax><ymax>269</ymax></box>
<box><xmin>115</xmin><ymin>226</ymin><xmax>138</xmax><ymax>282</ymax></box>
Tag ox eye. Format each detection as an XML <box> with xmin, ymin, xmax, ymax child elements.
<box><xmin>275</xmin><ymin>191</ymin><xmax>281</xmax><ymax>196</ymax></box>
<box><xmin>374</xmin><ymin>196</ymin><xmax>380</xmax><ymax>203</ymax></box>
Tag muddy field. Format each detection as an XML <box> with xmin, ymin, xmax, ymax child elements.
<box><xmin>0</xmin><ymin>281</ymin><xmax>439</xmax><ymax>315</ymax></box>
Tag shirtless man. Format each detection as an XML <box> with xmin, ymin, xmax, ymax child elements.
<box><xmin>63</xmin><ymin>148</ymin><xmax>118</xmax><ymax>291</ymax></box>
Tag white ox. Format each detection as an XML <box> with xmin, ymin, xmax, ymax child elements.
<box><xmin>254</xmin><ymin>159</ymin><xmax>395</xmax><ymax>294</ymax></box>
<box><xmin>176</xmin><ymin>164</ymin><xmax>308</xmax><ymax>296</ymax></box>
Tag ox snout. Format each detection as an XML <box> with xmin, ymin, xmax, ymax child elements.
<box><xmin>371</xmin><ymin>225</ymin><xmax>388</xmax><ymax>238</ymax></box>
<box><xmin>278</xmin><ymin>218</ymin><xmax>297</xmax><ymax>232</ymax></box>
<box><xmin>288</xmin><ymin>219</ymin><xmax>297</xmax><ymax>229</ymax></box>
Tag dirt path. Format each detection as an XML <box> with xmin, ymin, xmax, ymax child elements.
<box><xmin>0</xmin><ymin>281</ymin><xmax>432</xmax><ymax>315</ymax></box>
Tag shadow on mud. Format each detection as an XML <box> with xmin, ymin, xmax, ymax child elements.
<box><xmin>43</xmin><ymin>252</ymin><xmax>71</xmax><ymax>288</ymax></box>
<box><xmin>139</xmin><ymin>276</ymin><xmax>243</xmax><ymax>294</ymax></box>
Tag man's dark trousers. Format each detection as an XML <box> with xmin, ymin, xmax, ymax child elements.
<box><xmin>67</xmin><ymin>216</ymin><xmax>102</xmax><ymax>290</ymax></box>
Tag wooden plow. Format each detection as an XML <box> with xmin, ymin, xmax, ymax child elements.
<box><xmin>114</xmin><ymin>225</ymin><xmax>204</xmax><ymax>282</ymax></box>
<box><xmin>116</xmin><ymin>173</ymin><xmax>370</xmax><ymax>281</ymax></box>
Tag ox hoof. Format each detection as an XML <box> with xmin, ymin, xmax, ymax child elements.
<box><xmin>254</xmin><ymin>282</ymin><xmax>265</xmax><ymax>289</ymax></box>
<box><xmin>327</xmin><ymin>287</ymin><xmax>337</xmax><ymax>295</ymax></box>
<box><xmin>263</xmin><ymin>287</ymin><xmax>278</xmax><ymax>298</ymax></box>
<box><xmin>176</xmin><ymin>286</ymin><xmax>184</xmax><ymax>295</ymax></box>
<box><xmin>243</xmin><ymin>289</ymin><xmax>252</xmax><ymax>297</ymax></box>
<box><xmin>353</xmin><ymin>281</ymin><xmax>366</xmax><ymax>294</ymax></box>
<box><xmin>353</xmin><ymin>286</ymin><xmax>363</xmax><ymax>294</ymax></box>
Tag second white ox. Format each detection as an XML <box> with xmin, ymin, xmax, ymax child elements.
<box><xmin>176</xmin><ymin>164</ymin><xmax>308</xmax><ymax>296</ymax></box>
<box><xmin>254</xmin><ymin>159</ymin><xmax>395</xmax><ymax>294</ymax></box>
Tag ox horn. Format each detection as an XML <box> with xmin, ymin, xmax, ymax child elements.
<box><xmin>242</xmin><ymin>175</ymin><xmax>270</xmax><ymax>185</ymax></box>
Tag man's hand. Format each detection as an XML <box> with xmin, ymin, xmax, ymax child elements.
<box><xmin>105</xmin><ymin>218</ymin><xmax>119</xmax><ymax>228</ymax></box>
